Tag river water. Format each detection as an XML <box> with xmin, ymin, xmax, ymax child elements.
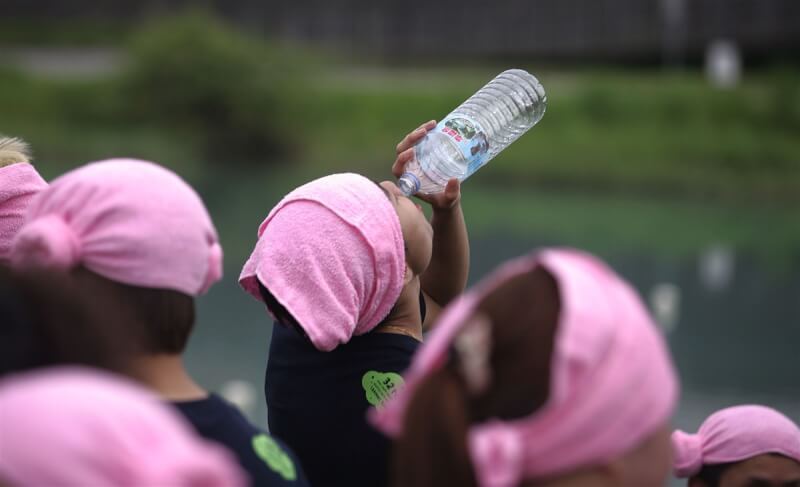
<box><xmin>188</xmin><ymin>233</ymin><xmax>799</xmax><ymax>416</ymax></box>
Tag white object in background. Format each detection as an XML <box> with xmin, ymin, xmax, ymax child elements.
<box><xmin>220</xmin><ymin>379</ymin><xmax>257</xmax><ymax>418</ymax></box>
<box><xmin>706</xmin><ymin>40</ymin><xmax>742</xmax><ymax>89</ymax></box>
<box><xmin>699</xmin><ymin>244</ymin><xmax>736</xmax><ymax>292</ymax></box>
<box><xmin>649</xmin><ymin>283</ymin><xmax>682</xmax><ymax>334</ymax></box>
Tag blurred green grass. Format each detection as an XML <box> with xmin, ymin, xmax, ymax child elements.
<box><xmin>1</xmin><ymin>13</ymin><xmax>799</xmax><ymax>261</ymax></box>
<box><xmin>2</xmin><ymin>13</ymin><xmax>798</xmax><ymax>201</ymax></box>
<box><xmin>300</xmin><ymin>67</ymin><xmax>800</xmax><ymax>202</ymax></box>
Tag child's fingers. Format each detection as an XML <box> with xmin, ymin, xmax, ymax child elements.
<box><xmin>443</xmin><ymin>178</ymin><xmax>461</xmax><ymax>205</ymax></box>
<box><xmin>395</xmin><ymin>120</ymin><xmax>437</xmax><ymax>154</ymax></box>
<box><xmin>392</xmin><ymin>148</ymin><xmax>415</xmax><ymax>177</ymax></box>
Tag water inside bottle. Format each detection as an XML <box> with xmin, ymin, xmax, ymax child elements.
<box><xmin>399</xmin><ymin>69</ymin><xmax>546</xmax><ymax>196</ymax></box>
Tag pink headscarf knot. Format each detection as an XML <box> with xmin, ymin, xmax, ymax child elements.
<box><xmin>470</xmin><ymin>421</ymin><xmax>525</xmax><ymax>487</ymax></box>
<box><xmin>671</xmin><ymin>430</ymin><xmax>705</xmax><ymax>477</ymax></box>
<box><xmin>672</xmin><ymin>405</ymin><xmax>800</xmax><ymax>478</ymax></box>
<box><xmin>372</xmin><ymin>248</ymin><xmax>679</xmax><ymax>485</ymax></box>
<box><xmin>9</xmin><ymin>159</ymin><xmax>222</xmax><ymax>296</ymax></box>
<box><xmin>11</xmin><ymin>214</ymin><xmax>80</xmax><ymax>270</ymax></box>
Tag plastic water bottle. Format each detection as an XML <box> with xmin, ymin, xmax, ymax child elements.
<box><xmin>398</xmin><ymin>69</ymin><xmax>546</xmax><ymax>196</ymax></box>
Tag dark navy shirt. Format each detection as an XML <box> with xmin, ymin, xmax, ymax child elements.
<box><xmin>173</xmin><ymin>393</ymin><xmax>310</xmax><ymax>487</ymax></box>
<box><xmin>265</xmin><ymin>324</ymin><xmax>421</xmax><ymax>487</ymax></box>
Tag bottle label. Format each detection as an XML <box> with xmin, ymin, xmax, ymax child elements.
<box><xmin>436</xmin><ymin>114</ymin><xmax>490</xmax><ymax>177</ymax></box>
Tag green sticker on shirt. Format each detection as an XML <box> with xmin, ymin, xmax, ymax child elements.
<box><xmin>252</xmin><ymin>433</ymin><xmax>297</xmax><ymax>481</ymax></box>
<box><xmin>362</xmin><ymin>370</ymin><xmax>405</xmax><ymax>408</ymax></box>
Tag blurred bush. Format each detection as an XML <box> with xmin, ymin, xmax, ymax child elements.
<box><xmin>1</xmin><ymin>12</ymin><xmax>798</xmax><ymax>202</ymax></box>
<box><xmin>120</xmin><ymin>11</ymin><xmax>308</xmax><ymax>163</ymax></box>
<box><xmin>298</xmin><ymin>67</ymin><xmax>800</xmax><ymax>202</ymax></box>
<box><xmin>767</xmin><ymin>66</ymin><xmax>800</xmax><ymax>132</ymax></box>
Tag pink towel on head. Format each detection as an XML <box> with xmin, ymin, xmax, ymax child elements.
<box><xmin>0</xmin><ymin>163</ymin><xmax>47</xmax><ymax>262</ymax></box>
<box><xmin>372</xmin><ymin>248</ymin><xmax>679</xmax><ymax>487</ymax></box>
<box><xmin>673</xmin><ymin>405</ymin><xmax>800</xmax><ymax>477</ymax></box>
<box><xmin>0</xmin><ymin>367</ymin><xmax>245</xmax><ymax>487</ymax></box>
<box><xmin>240</xmin><ymin>173</ymin><xmax>405</xmax><ymax>352</ymax></box>
<box><xmin>10</xmin><ymin>159</ymin><xmax>222</xmax><ymax>296</ymax></box>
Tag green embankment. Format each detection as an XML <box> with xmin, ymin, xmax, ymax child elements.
<box><xmin>1</xmin><ymin>13</ymin><xmax>798</xmax><ymax>263</ymax></box>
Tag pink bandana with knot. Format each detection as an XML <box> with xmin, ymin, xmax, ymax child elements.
<box><xmin>0</xmin><ymin>367</ymin><xmax>245</xmax><ymax>487</ymax></box>
<box><xmin>673</xmin><ymin>405</ymin><xmax>800</xmax><ymax>477</ymax></box>
<box><xmin>10</xmin><ymin>159</ymin><xmax>222</xmax><ymax>296</ymax></box>
<box><xmin>0</xmin><ymin>163</ymin><xmax>47</xmax><ymax>262</ymax></box>
<box><xmin>469</xmin><ymin>421</ymin><xmax>525</xmax><ymax>487</ymax></box>
<box><xmin>372</xmin><ymin>248</ymin><xmax>679</xmax><ymax>487</ymax></box>
<box><xmin>239</xmin><ymin>173</ymin><xmax>405</xmax><ymax>352</ymax></box>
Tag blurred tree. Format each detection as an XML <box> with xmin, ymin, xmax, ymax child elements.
<box><xmin>122</xmin><ymin>10</ymin><xmax>306</xmax><ymax>164</ymax></box>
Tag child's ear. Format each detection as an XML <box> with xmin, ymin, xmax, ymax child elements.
<box><xmin>403</xmin><ymin>263</ymin><xmax>414</xmax><ymax>286</ymax></box>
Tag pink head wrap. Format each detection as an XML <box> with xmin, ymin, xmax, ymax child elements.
<box><xmin>672</xmin><ymin>405</ymin><xmax>800</xmax><ymax>477</ymax></box>
<box><xmin>9</xmin><ymin>159</ymin><xmax>222</xmax><ymax>296</ymax></box>
<box><xmin>0</xmin><ymin>367</ymin><xmax>245</xmax><ymax>487</ymax></box>
<box><xmin>0</xmin><ymin>163</ymin><xmax>47</xmax><ymax>262</ymax></box>
<box><xmin>372</xmin><ymin>248</ymin><xmax>679</xmax><ymax>487</ymax></box>
<box><xmin>239</xmin><ymin>173</ymin><xmax>405</xmax><ymax>352</ymax></box>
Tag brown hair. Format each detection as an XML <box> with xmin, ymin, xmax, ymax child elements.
<box><xmin>258</xmin><ymin>280</ymin><xmax>300</xmax><ymax>329</ymax></box>
<box><xmin>72</xmin><ymin>267</ymin><xmax>196</xmax><ymax>354</ymax></box>
<box><xmin>0</xmin><ymin>267</ymin><xmax>140</xmax><ymax>377</ymax></box>
<box><xmin>390</xmin><ymin>266</ymin><xmax>561</xmax><ymax>487</ymax></box>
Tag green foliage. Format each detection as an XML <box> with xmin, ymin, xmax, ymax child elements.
<box><xmin>299</xmin><ymin>68</ymin><xmax>800</xmax><ymax>202</ymax></box>
<box><xmin>0</xmin><ymin>12</ymin><xmax>319</xmax><ymax>174</ymax></box>
<box><xmin>121</xmin><ymin>11</ymin><xmax>309</xmax><ymax>162</ymax></box>
<box><xmin>1</xmin><ymin>14</ymin><xmax>799</xmax><ymax>202</ymax></box>
<box><xmin>765</xmin><ymin>66</ymin><xmax>800</xmax><ymax>132</ymax></box>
